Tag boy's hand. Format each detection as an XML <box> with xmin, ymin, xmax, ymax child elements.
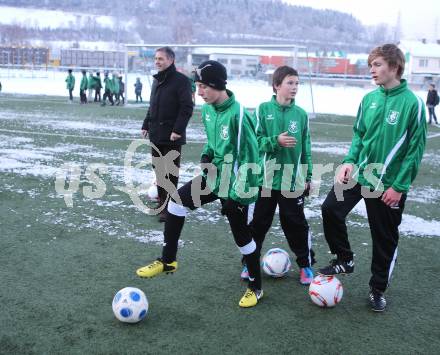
<box><xmin>277</xmin><ymin>132</ymin><xmax>297</xmax><ymax>147</ymax></box>
<box><xmin>336</xmin><ymin>164</ymin><xmax>353</xmax><ymax>184</ymax></box>
<box><xmin>170</xmin><ymin>132</ymin><xmax>181</xmax><ymax>141</ymax></box>
<box><xmin>381</xmin><ymin>187</ymin><xmax>402</xmax><ymax>207</ymax></box>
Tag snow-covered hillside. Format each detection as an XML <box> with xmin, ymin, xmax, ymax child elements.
<box><xmin>0</xmin><ymin>5</ymin><xmax>133</xmax><ymax>30</ymax></box>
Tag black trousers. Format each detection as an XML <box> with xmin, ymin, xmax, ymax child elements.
<box><xmin>80</xmin><ymin>89</ymin><xmax>87</xmax><ymax>103</ymax></box>
<box><xmin>250</xmin><ymin>188</ymin><xmax>315</xmax><ymax>268</ymax></box>
<box><xmin>321</xmin><ymin>183</ymin><xmax>406</xmax><ymax>292</ymax></box>
<box><xmin>94</xmin><ymin>88</ymin><xmax>101</xmax><ymax>102</ymax></box>
<box><xmin>151</xmin><ymin>144</ymin><xmax>181</xmax><ymax>209</ymax></box>
<box><xmin>68</xmin><ymin>89</ymin><xmax>73</xmax><ymax>101</ymax></box>
<box><xmin>136</xmin><ymin>93</ymin><xmax>142</xmax><ymax>102</ymax></box>
<box><xmin>162</xmin><ymin>175</ymin><xmax>262</xmax><ymax>290</ymax></box>
<box><xmin>103</xmin><ymin>89</ymin><xmax>114</xmax><ymax>104</ymax></box>
<box><xmin>428</xmin><ymin>106</ymin><xmax>438</xmax><ymax>123</ymax></box>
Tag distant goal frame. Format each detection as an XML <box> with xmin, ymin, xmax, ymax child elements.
<box><xmin>123</xmin><ymin>43</ymin><xmax>315</xmax><ymax>115</ymax></box>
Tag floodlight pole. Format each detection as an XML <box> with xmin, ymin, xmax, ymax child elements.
<box><xmin>306</xmin><ymin>47</ymin><xmax>316</xmax><ymax>117</ymax></box>
<box><xmin>124</xmin><ymin>49</ymin><xmax>129</xmax><ymax>105</ymax></box>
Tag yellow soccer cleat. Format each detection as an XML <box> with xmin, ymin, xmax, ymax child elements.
<box><xmin>239</xmin><ymin>288</ymin><xmax>263</xmax><ymax>308</ymax></box>
<box><xmin>136</xmin><ymin>259</ymin><xmax>178</xmax><ymax>278</ymax></box>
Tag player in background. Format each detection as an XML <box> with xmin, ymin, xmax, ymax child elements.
<box><xmin>318</xmin><ymin>44</ymin><xmax>427</xmax><ymax>312</ymax></box>
<box><xmin>136</xmin><ymin>60</ymin><xmax>263</xmax><ymax>308</ymax></box>
<box><xmin>134</xmin><ymin>77</ymin><xmax>143</xmax><ymax>103</ymax></box>
<box><xmin>240</xmin><ymin>65</ymin><xmax>315</xmax><ymax>285</ymax></box>
<box><xmin>79</xmin><ymin>70</ymin><xmax>88</xmax><ymax>104</ymax></box>
<box><xmin>101</xmin><ymin>72</ymin><xmax>114</xmax><ymax>106</ymax></box>
<box><xmin>426</xmin><ymin>83</ymin><xmax>439</xmax><ymax>125</ymax></box>
<box><xmin>118</xmin><ymin>75</ymin><xmax>125</xmax><ymax>105</ymax></box>
<box><xmin>94</xmin><ymin>72</ymin><xmax>102</xmax><ymax>102</ymax></box>
<box><xmin>112</xmin><ymin>73</ymin><xmax>120</xmax><ymax>105</ymax></box>
<box><xmin>87</xmin><ymin>72</ymin><xmax>95</xmax><ymax>102</ymax></box>
<box><xmin>65</xmin><ymin>69</ymin><xmax>75</xmax><ymax>103</ymax></box>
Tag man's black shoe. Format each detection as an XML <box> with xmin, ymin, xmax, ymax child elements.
<box><xmin>318</xmin><ymin>259</ymin><xmax>354</xmax><ymax>276</ymax></box>
<box><xmin>369</xmin><ymin>288</ymin><xmax>386</xmax><ymax>312</ymax></box>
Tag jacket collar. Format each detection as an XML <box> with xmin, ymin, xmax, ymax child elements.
<box><xmin>154</xmin><ymin>63</ymin><xmax>176</xmax><ymax>83</ymax></box>
<box><xmin>271</xmin><ymin>95</ymin><xmax>295</xmax><ymax>111</ymax></box>
<box><xmin>212</xmin><ymin>89</ymin><xmax>235</xmax><ymax>112</ymax></box>
<box><xmin>379</xmin><ymin>79</ymin><xmax>407</xmax><ymax>97</ymax></box>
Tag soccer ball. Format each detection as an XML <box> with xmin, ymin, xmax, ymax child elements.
<box><xmin>147</xmin><ymin>182</ymin><xmax>159</xmax><ymax>200</ymax></box>
<box><xmin>261</xmin><ymin>248</ymin><xmax>291</xmax><ymax>277</ymax></box>
<box><xmin>112</xmin><ymin>287</ymin><xmax>149</xmax><ymax>323</ymax></box>
<box><xmin>308</xmin><ymin>275</ymin><xmax>343</xmax><ymax>307</ymax></box>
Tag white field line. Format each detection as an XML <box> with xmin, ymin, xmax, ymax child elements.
<box><xmin>427</xmin><ymin>132</ymin><xmax>440</xmax><ymax>139</ymax></box>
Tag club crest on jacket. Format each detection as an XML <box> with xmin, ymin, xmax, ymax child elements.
<box><xmin>220</xmin><ymin>125</ymin><xmax>229</xmax><ymax>140</ymax></box>
<box><xmin>288</xmin><ymin>120</ymin><xmax>299</xmax><ymax>134</ymax></box>
<box><xmin>386</xmin><ymin>110</ymin><xmax>400</xmax><ymax>125</ymax></box>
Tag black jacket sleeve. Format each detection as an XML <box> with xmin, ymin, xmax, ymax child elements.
<box><xmin>142</xmin><ymin>109</ymin><xmax>150</xmax><ymax>131</ymax></box>
<box><xmin>172</xmin><ymin>76</ymin><xmax>194</xmax><ymax>135</ymax></box>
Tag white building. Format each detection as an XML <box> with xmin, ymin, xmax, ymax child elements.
<box><xmin>399</xmin><ymin>40</ymin><xmax>440</xmax><ymax>87</ymax></box>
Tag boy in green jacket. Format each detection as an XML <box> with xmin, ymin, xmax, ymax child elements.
<box><xmin>241</xmin><ymin>66</ymin><xmax>315</xmax><ymax>285</ymax></box>
<box><xmin>79</xmin><ymin>70</ymin><xmax>88</xmax><ymax>104</ymax></box>
<box><xmin>136</xmin><ymin>60</ymin><xmax>263</xmax><ymax>308</ymax></box>
<box><xmin>318</xmin><ymin>44</ymin><xmax>427</xmax><ymax>312</ymax></box>
<box><xmin>101</xmin><ymin>72</ymin><xmax>114</xmax><ymax>106</ymax></box>
<box><xmin>65</xmin><ymin>69</ymin><xmax>75</xmax><ymax>102</ymax></box>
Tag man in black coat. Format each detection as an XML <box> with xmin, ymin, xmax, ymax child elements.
<box><xmin>426</xmin><ymin>83</ymin><xmax>439</xmax><ymax>124</ymax></box>
<box><xmin>142</xmin><ymin>47</ymin><xmax>193</xmax><ymax>222</ymax></box>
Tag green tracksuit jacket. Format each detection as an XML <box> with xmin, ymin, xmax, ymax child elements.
<box><xmin>255</xmin><ymin>96</ymin><xmax>312</xmax><ymax>191</ymax></box>
<box><xmin>104</xmin><ymin>77</ymin><xmax>113</xmax><ymax>92</ymax></box>
<box><xmin>65</xmin><ymin>74</ymin><xmax>75</xmax><ymax>90</ymax></box>
<box><xmin>112</xmin><ymin>77</ymin><xmax>120</xmax><ymax>94</ymax></box>
<box><xmin>87</xmin><ymin>75</ymin><xmax>95</xmax><ymax>90</ymax></box>
<box><xmin>343</xmin><ymin>80</ymin><xmax>426</xmax><ymax>193</ymax></box>
<box><xmin>80</xmin><ymin>75</ymin><xmax>88</xmax><ymax>91</ymax></box>
<box><xmin>201</xmin><ymin>90</ymin><xmax>260</xmax><ymax>205</ymax></box>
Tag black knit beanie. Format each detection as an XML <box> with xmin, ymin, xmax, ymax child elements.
<box><xmin>194</xmin><ymin>60</ymin><xmax>227</xmax><ymax>90</ymax></box>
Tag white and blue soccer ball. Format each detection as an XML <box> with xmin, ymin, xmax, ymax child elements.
<box><xmin>262</xmin><ymin>248</ymin><xmax>291</xmax><ymax>277</ymax></box>
<box><xmin>112</xmin><ymin>287</ymin><xmax>149</xmax><ymax>323</ymax></box>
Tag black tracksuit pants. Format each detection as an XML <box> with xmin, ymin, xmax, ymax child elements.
<box><xmin>151</xmin><ymin>144</ymin><xmax>181</xmax><ymax>209</ymax></box>
<box><xmin>250</xmin><ymin>188</ymin><xmax>315</xmax><ymax>268</ymax></box>
<box><xmin>161</xmin><ymin>175</ymin><xmax>262</xmax><ymax>291</ymax></box>
<box><xmin>94</xmin><ymin>88</ymin><xmax>101</xmax><ymax>102</ymax></box>
<box><xmin>321</xmin><ymin>183</ymin><xmax>406</xmax><ymax>292</ymax></box>
<box><xmin>103</xmin><ymin>89</ymin><xmax>114</xmax><ymax>105</ymax></box>
<box><xmin>80</xmin><ymin>89</ymin><xmax>87</xmax><ymax>103</ymax></box>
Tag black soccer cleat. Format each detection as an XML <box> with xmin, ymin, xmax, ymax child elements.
<box><xmin>318</xmin><ymin>258</ymin><xmax>354</xmax><ymax>276</ymax></box>
<box><xmin>369</xmin><ymin>288</ymin><xmax>386</xmax><ymax>312</ymax></box>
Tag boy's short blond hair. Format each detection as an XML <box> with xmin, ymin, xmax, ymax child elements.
<box><xmin>368</xmin><ymin>44</ymin><xmax>405</xmax><ymax>78</ymax></box>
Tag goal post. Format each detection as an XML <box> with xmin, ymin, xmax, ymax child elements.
<box><xmin>123</xmin><ymin>43</ymin><xmax>315</xmax><ymax>115</ymax></box>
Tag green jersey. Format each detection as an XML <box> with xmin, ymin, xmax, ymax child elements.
<box><xmin>104</xmin><ymin>77</ymin><xmax>113</xmax><ymax>92</ymax></box>
<box><xmin>255</xmin><ymin>96</ymin><xmax>312</xmax><ymax>191</ymax></box>
<box><xmin>344</xmin><ymin>80</ymin><xmax>427</xmax><ymax>193</ymax></box>
<box><xmin>65</xmin><ymin>74</ymin><xmax>75</xmax><ymax>90</ymax></box>
<box><xmin>80</xmin><ymin>75</ymin><xmax>88</xmax><ymax>91</ymax></box>
<box><xmin>201</xmin><ymin>90</ymin><xmax>260</xmax><ymax>205</ymax></box>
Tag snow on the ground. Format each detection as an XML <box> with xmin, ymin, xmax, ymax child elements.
<box><xmin>0</xmin><ymin>5</ymin><xmax>129</xmax><ymax>30</ymax></box>
<box><xmin>0</xmin><ymin>68</ymin><xmax>430</xmax><ymax>116</ymax></box>
<box><xmin>0</xmin><ymin>128</ymin><xmax>438</xmax><ymax>238</ymax></box>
